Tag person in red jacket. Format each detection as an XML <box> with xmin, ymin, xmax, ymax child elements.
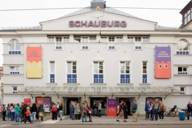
<box><xmin>24</xmin><ymin>106</ymin><xmax>31</xmax><ymax>124</ymax></box>
<box><xmin>51</xmin><ymin>103</ymin><xmax>58</xmax><ymax>120</ymax></box>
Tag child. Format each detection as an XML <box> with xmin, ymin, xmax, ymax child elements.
<box><xmin>24</xmin><ymin>107</ymin><xmax>31</xmax><ymax>124</ymax></box>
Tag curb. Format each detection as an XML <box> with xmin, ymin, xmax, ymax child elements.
<box><xmin>54</xmin><ymin>121</ymin><xmax>192</xmax><ymax>125</ymax></box>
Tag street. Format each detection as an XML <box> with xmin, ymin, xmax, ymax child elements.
<box><xmin>1</xmin><ymin>116</ymin><xmax>192</xmax><ymax>128</ymax></box>
<box><xmin>1</xmin><ymin>124</ymin><xmax>192</xmax><ymax>128</ymax></box>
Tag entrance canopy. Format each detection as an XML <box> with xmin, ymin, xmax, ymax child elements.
<box><xmin>16</xmin><ymin>86</ymin><xmax>179</xmax><ymax>97</ymax></box>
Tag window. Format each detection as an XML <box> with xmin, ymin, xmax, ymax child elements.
<box><xmin>127</xmin><ymin>36</ymin><xmax>134</xmax><ymax>43</ymax></box>
<box><xmin>13</xmin><ymin>86</ymin><xmax>17</xmax><ymax>93</ymax></box>
<box><xmin>177</xmin><ymin>39</ymin><xmax>189</xmax><ymax>55</ymax></box>
<box><xmin>116</xmin><ymin>36</ymin><xmax>123</xmax><ymax>42</ymax></box>
<box><xmin>142</xmin><ymin>61</ymin><xmax>147</xmax><ymax>83</ymax></box>
<box><xmin>135</xmin><ymin>44</ymin><xmax>142</xmax><ymax>50</ymax></box>
<box><xmin>49</xmin><ymin>61</ymin><xmax>55</xmax><ymax>83</ymax></box>
<box><xmin>101</xmin><ymin>36</ymin><xmax>108</xmax><ymax>42</ymax></box>
<box><xmin>135</xmin><ymin>37</ymin><xmax>141</xmax><ymax>42</ymax></box>
<box><xmin>89</xmin><ymin>35</ymin><xmax>96</xmax><ymax>43</ymax></box>
<box><xmin>187</xmin><ymin>10</ymin><xmax>191</xmax><ymax>22</ymax></box>
<box><xmin>191</xmin><ymin>8</ymin><xmax>192</xmax><ymax>21</ymax></box>
<box><xmin>9</xmin><ymin>66</ymin><xmax>19</xmax><ymax>75</ymax></box>
<box><xmin>109</xmin><ymin>36</ymin><xmax>115</xmax><ymax>42</ymax></box>
<box><xmin>143</xmin><ymin>36</ymin><xmax>149</xmax><ymax>42</ymax></box>
<box><xmin>93</xmin><ymin>61</ymin><xmax>104</xmax><ymax>83</ymax></box>
<box><xmin>48</xmin><ymin>36</ymin><xmax>54</xmax><ymax>42</ymax></box>
<box><xmin>178</xmin><ymin>67</ymin><xmax>187</xmax><ymax>74</ymax></box>
<box><xmin>67</xmin><ymin>61</ymin><xmax>77</xmax><ymax>83</ymax></box>
<box><xmin>183</xmin><ymin>9</ymin><xmax>192</xmax><ymax>25</ymax></box>
<box><xmin>48</xmin><ymin>35</ymin><xmax>69</xmax><ymax>43</ymax></box>
<box><xmin>90</xmin><ymin>35</ymin><xmax>96</xmax><ymax>42</ymax></box>
<box><xmin>120</xmin><ymin>61</ymin><xmax>130</xmax><ymax>84</ymax></box>
<box><xmin>63</xmin><ymin>36</ymin><xmax>69</xmax><ymax>42</ymax></box>
<box><xmin>74</xmin><ymin>36</ymin><xmax>81</xmax><ymax>43</ymax></box>
<box><xmin>82</xmin><ymin>46</ymin><xmax>88</xmax><ymax>50</ymax></box>
<box><xmin>81</xmin><ymin>36</ymin><xmax>89</xmax><ymax>43</ymax></box>
<box><xmin>56</xmin><ymin>36</ymin><xmax>62</xmax><ymax>42</ymax></box>
<box><xmin>142</xmin><ymin>74</ymin><xmax>147</xmax><ymax>84</ymax></box>
<box><xmin>180</xmin><ymin>87</ymin><xmax>185</xmax><ymax>92</ymax></box>
<box><xmin>8</xmin><ymin>39</ymin><xmax>21</xmax><ymax>54</ymax></box>
<box><xmin>109</xmin><ymin>46</ymin><xmax>115</xmax><ymax>50</ymax></box>
<box><xmin>55</xmin><ymin>36</ymin><xmax>62</xmax><ymax>49</ymax></box>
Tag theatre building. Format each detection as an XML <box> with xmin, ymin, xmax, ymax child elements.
<box><xmin>1</xmin><ymin>0</ymin><xmax>192</xmax><ymax>115</ymax></box>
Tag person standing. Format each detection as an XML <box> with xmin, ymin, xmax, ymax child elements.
<box><xmin>31</xmin><ymin>103</ymin><xmax>37</xmax><ymax>121</ymax></box>
<box><xmin>122</xmin><ymin>101</ymin><xmax>128</xmax><ymax>122</ymax></box>
<box><xmin>58</xmin><ymin>103</ymin><xmax>63</xmax><ymax>120</ymax></box>
<box><xmin>152</xmin><ymin>99</ymin><xmax>160</xmax><ymax>121</ymax></box>
<box><xmin>81</xmin><ymin>102</ymin><xmax>88</xmax><ymax>122</ymax></box>
<box><xmin>87</xmin><ymin>104</ymin><xmax>92</xmax><ymax>122</ymax></box>
<box><xmin>116</xmin><ymin>101</ymin><xmax>124</xmax><ymax>122</ymax></box>
<box><xmin>2</xmin><ymin>104</ymin><xmax>6</xmax><ymax>121</ymax></box>
<box><xmin>159</xmin><ymin>101</ymin><xmax>166</xmax><ymax>119</ymax></box>
<box><xmin>69</xmin><ymin>101</ymin><xmax>75</xmax><ymax>120</ymax></box>
<box><xmin>24</xmin><ymin>107</ymin><xmax>31</xmax><ymax>124</ymax></box>
<box><xmin>51</xmin><ymin>103</ymin><xmax>58</xmax><ymax>120</ymax></box>
<box><xmin>131</xmin><ymin>98</ymin><xmax>138</xmax><ymax>122</ymax></box>
<box><xmin>21</xmin><ymin>103</ymin><xmax>27</xmax><ymax>122</ymax></box>
<box><xmin>7</xmin><ymin>104</ymin><xmax>11</xmax><ymax>121</ymax></box>
<box><xmin>15</xmin><ymin>104</ymin><xmax>21</xmax><ymax>122</ymax></box>
<box><xmin>38</xmin><ymin>104</ymin><xmax>44</xmax><ymax>121</ymax></box>
<box><xmin>187</xmin><ymin>102</ymin><xmax>192</xmax><ymax>120</ymax></box>
<box><xmin>98</xmin><ymin>102</ymin><xmax>102</xmax><ymax>117</ymax></box>
<box><xmin>145</xmin><ymin>100</ymin><xmax>152</xmax><ymax>120</ymax></box>
<box><xmin>10</xmin><ymin>104</ymin><xmax>15</xmax><ymax>121</ymax></box>
<box><xmin>74</xmin><ymin>102</ymin><xmax>81</xmax><ymax>120</ymax></box>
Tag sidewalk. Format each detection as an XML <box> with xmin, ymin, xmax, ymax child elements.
<box><xmin>1</xmin><ymin>116</ymin><xmax>192</xmax><ymax>126</ymax></box>
<box><xmin>49</xmin><ymin>116</ymin><xmax>192</xmax><ymax>125</ymax></box>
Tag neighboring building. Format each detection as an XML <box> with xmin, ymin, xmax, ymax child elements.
<box><xmin>180</xmin><ymin>0</ymin><xmax>192</xmax><ymax>29</ymax></box>
<box><xmin>0</xmin><ymin>0</ymin><xmax>192</xmax><ymax>115</ymax></box>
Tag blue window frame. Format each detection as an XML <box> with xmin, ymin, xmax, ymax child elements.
<box><xmin>120</xmin><ymin>74</ymin><xmax>130</xmax><ymax>84</ymax></box>
<box><xmin>50</xmin><ymin>74</ymin><xmax>55</xmax><ymax>83</ymax></box>
<box><xmin>67</xmin><ymin>74</ymin><xmax>77</xmax><ymax>83</ymax></box>
<box><xmin>142</xmin><ymin>74</ymin><xmax>147</xmax><ymax>84</ymax></box>
<box><xmin>94</xmin><ymin>74</ymin><xmax>103</xmax><ymax>83</ymax></box>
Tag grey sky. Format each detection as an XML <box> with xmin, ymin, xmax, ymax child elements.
<box><xmin>0</xmin><ymin>0</ymin><xmax>190</xmax><ymax>65</ymax></box>
<box><xmin>0</xmin><ymin>0</ymin><xmax>190</xmax><ymax>28</ymax></box>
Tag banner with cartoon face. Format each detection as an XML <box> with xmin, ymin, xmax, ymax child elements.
<box><xmin>155</xmin><ymin>47</ymin><xmax>171</xmax><ymax>79</ymax></box>
<box><xmin>26</xmin><ymin>47</ymin><xmax>42</xmax><ymax>78</ymax></box>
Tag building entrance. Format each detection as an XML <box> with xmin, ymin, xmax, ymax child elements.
<box><xmin>117</xmin><ymin>97</ymin><xmax>134</xmax><ymax>115</ymax></box>
<box><xmin>90</xmin><ymin>97</ymin><xmax>107</xmax><ymax>116</ymax></box>
<box><xmin>63</xmin><ymin>97</ymin><xmax>81</xmax><ymax>115</ymax></box>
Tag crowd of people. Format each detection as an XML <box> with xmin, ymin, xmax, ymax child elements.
<box><xmin>1</xmin><ymin>103</ymin><xmax>44</xmax><ymax>123</ymax></box>
<box><xmin>1</xmin><ymin>99</ymin><xmax>192</xmax><ymax>123</ymax></box>
<box><xmin>145</xmin><ymin>99</ymin><xmax>166</xmax><ymax>121</ymax></box>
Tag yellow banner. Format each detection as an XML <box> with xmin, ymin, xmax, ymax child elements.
<box><xmin>26</xmin><ymin>62</ymin><xmax>42</xmax><ymax>78</ymax></box>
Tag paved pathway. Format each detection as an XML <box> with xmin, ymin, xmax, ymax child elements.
<box><xmin>1</xmin><ymin>116</ymin><xmax>192</xmax><ymax>127</ymax></box>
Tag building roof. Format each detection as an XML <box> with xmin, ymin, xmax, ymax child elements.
<box><xmin>180</xmin><ymin>0</ymin><xmax>192</xmax><ymax>14</ymax></box>
<box><xmin>40</xmin><ymin>7</ymin><xmax>157</xmax><ymax>25</ymax></box>
<box><xmin>0</xmin><ymin>26</ymin><xmax>42</xmax><ymax>31</ymax></box>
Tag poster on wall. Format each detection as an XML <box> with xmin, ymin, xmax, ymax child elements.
<box><xmin>26</xmin><ymin>47</ymin><xmax>43</xmax><ymax>78</ymax></box>
<box><xmin>36</xmin><ymin>97</ymin><xmax>51</xmax><ymax>112</ymax></box>
<box><xmin>107</xmin><ymin>98</ymin><xmax>117</xmax><ymax>117</ymax></box>
<box><xmin>24</xmin><ymin>98</ymin><xmax>31</xmax><ymax>105</ymax></box>
<box><xmin>155</xmin><ymin>46</ymin><xmax>171</xmax><ymax>79</ymax></box>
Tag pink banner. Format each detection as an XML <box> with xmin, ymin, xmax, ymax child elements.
<box><xmin>155</xmin><ymin>47</ymin><xmax>171</xmax><ymax>79</ymax></box>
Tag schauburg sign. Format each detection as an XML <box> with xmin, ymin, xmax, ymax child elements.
<box><xmin>69</xmin><ymin>20</ymin><xmax>127</xmax><ymax>28</ymax></box>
